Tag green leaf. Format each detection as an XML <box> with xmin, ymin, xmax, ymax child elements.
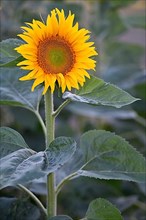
<box><xmin>0</xmin><ymin>148</ymin><xmax>35</xmax><ymax>189</ymax></box>
<box><xmin>63</xmin><ymin>76</ymin><xmax>139</xmax><ymax>108</ymax></box>
<box><xmin>68</xmin><ymin>103</ymin><xmax>137</xmax><ymax>120</ymax></box>
<box><xmin>0</xmin><ymin>127</ymin><xmax>29</xmax><ymax>157</ymax></box>
<box><xmin>85</xmin><ymin>198</ymin><xmax>123</xmax><ymax>220</ymax></box>
<box><xmin>1</xmin><ymin>56</ymin><xmax>25</xmax><ymax>67</ymax></box>
<box><xmin>0</xmin><ymin>67</ymin><xmax>43</xmax><ymax>111</ymax></box>
<box><xmin>0</xmin><ymin>197</ymin><xmax>41</xmax><ymax>220</ymax></box>
<box><xmin>46</xmin><ymin>137</ymin><xmax>76</xmax><ymax>167</ymax></box>
<box><xmin>0</xmin><ymin>38</ymin><xmax>24</xmax><ymax>67</ymax></box>
<box><xmin>0</xmin><ymin>137</ymin><xmax>76</xmax><ymax>189</ymax></box>
<box><xmin>78</xmin><ymin>130</ymin><xmax>146</xmax><ymax>183</ymax></box>
<box><xmin>49</xmin><ymin>216</ymin><xmax>73</xmax><ymax>220</ymax></box>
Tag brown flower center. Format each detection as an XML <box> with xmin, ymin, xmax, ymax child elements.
<box><xmin>37</xmin><ymin>37</ymin><xmax>75</xmax><ymax>75</ymax></box>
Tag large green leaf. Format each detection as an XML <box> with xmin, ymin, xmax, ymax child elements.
<box><xmin>0</xmin><ymin>127</ymin><xmax>29</xmax><ymax>158</ymax></box>
<box><xmin>67</xmin><ymin>103</ymin><xmax>137</xmax><ymax>120</ymax></box>
<box><xmin>85</xmin><ymin>198</ymin><xmax>123</xmax><ymax>220</ymax></box>
<box><xmin>0</xmin><ymin>197</ymin><xmax>41</xmax><ymax>220</ymax></box>
<box><xmin>0</xmin><ymin>38</ymin><xmax>24</xmax><ymax>67</ymax></box>
<box><xmin>63</xmin><ymin>76</ymin><xmax>139</xmax><ymax>108</ymax></box>
<box><xmin>0</xmin><ymin>148</ymin><xmax>35</xmax><ymax>189</ymax></box>
<box><xmin>77</xmin><ymin>130</ymin><xmax>146</xmax><ymax>182</ymax></box>
<box><xmin>0</xmin><ymin>67</ymin><xmax>43</xmax><ymax>111</ymax></box>
<box><xmin>0</xmin><ymin>137</ymin><xmax>76</xmax><ymax>189</ymax></box>
<box><xmin>46</xmin><ymin>137</ymin><xmax>76</xmax><ymax>167</ymax></box>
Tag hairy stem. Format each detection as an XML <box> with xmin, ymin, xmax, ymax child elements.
<box><xmin>18</xmin><ymin>184</ymin><xmax>47</xmax><ymax>216</ymax></box>
<box><xmin>44</xmin><ymin>89</ymin><xmax>56</xmax><ymax>218</ymax></box>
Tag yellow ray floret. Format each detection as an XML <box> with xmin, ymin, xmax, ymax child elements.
<box><xmin>15</xmin><ymin>8</ymin><xmax>98</xmax><ymax>94</ymax></box>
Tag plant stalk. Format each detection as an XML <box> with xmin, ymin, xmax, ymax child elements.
<box><xmin>18</xmin><ymin>184</ymin><xmax>47</xmax><ymax>216</ymax></box>
<box><xmin>44</xmin><ymin>89</ymin><xmax>56</xmax><ymax>218</ymax></box>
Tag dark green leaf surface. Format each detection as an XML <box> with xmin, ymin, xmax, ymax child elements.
<box><xmin>0</xmin><ymin>67</ymin><xmax>43</xmax><ymax>111</ymax></box>
<box><xmin>68</xmin><ymin>103</ymin><xmax>137</xmax><ymax>120</ymax></box>
<box><xmin>0</xmin><ymin>137</ymin><xmax>76</xmax><ymax>189</ymax></box>
<box><xmin>78</xmin><ymin>130</ymin><xmax>146</xmax><ymax>182</ymax></box>
<box><xmin>46</xmin><ymin>137</ymin><xmax>76</xmax><ymax>168</ymax></box>
<box><xmin>0</xmin><ymin>149</ymin><xmax>35</xmax><ymax>189</ymax></box>
<box><xmin>0</xmin><ymin>38</ymin><xmax>24</xmax><ymax>67</ymax></box>
<box><xmin>63</xmin><ymin>76</ymin><xmax>139</xmax><ymax>108</ymax></box>
<box><xmin>0</xmin><ymin>197</ymin><xmax>41</xmax><ymax>220</ymax></box>
<box><xmin>0</xmin><ymin>127</ymin><xmax>29</xmax><ymax>157</ymax></box>
<box><xmin>86</xmin><ymin>198</ymin><xmax>123</xmax><ymax>220</ymax></box>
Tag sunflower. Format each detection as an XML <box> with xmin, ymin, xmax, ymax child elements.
<box><xmin>15</xmin><ymin>8</ymin><xmax>97</xmax><ymax>94</ymax></box>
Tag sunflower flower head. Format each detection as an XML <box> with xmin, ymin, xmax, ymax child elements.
<box><xmin>15</xmin><ymin>8</ymin><xmax>98</xmax><ymax>94</ymax></box>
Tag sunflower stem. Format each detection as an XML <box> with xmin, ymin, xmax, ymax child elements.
<box><xmin>44</xmin><ymin>89</ymin><xmax>56</xmax><ymax>218</ymax></box>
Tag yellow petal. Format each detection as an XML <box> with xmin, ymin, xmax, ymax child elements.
<box><xmin>46</xmin><ymin>15</ymin><xmax>53</xmax><ymax>36</ymax></box>
<box><xmin>50</xmin><ymin>9</ymin><xmax>59</xmax><ymax>36</ymax></box>
<box><xmin>17</xmin><ymin>34</ymin><xmax>36</xmax><ymax>46</ymax></box>
<box><xmin>49</xmin><ymin>74</ymin><xmax>56</xmax><ymax>93</ymax></box>
<box><xmin>68</xmin><ymin>28</ymin><xmax>90</xmax><ymax>44</ymax></box>
<box><xmin>65</xmin><ymin>77</ymin><xmax>71</xmax><ymax>91</ymax></box>
<box><xmin>56</xmin><ymin>9</ymin><xmax>66</xmax><ymax>36</ymax></box>
<box><xmin>19</xmin><ymin>69</ymin><xmax>37</xmax><ymax>80</ymax></box>
<box><xmin>31</xmin><ymin>76</ymin><xmax>45</xmax><ymax>91</ymax></box>
<box><xmin>67</xmin><ymin>74</ymin><xmax>79</xmax><ymax>89</ymax></box>
<box><xmin>20</xmin><ymin>65</ymin><xmax>36</xmax><ymax>70</ymax></box>
<box><xmin>56</xmin><ymin>73</ymin><xmax>66</xmax><ymax>92</ymax></box>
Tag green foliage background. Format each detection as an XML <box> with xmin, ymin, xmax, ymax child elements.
<box><xmin>0</xmin><ymin>0</ymin><xmax>145</xmax><ymax>219</ymax></box>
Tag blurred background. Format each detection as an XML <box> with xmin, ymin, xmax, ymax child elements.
<box><xmin>0</xmin><ymin>0</ymin><xmax>146</xmax><ymax>219</ymax></box>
